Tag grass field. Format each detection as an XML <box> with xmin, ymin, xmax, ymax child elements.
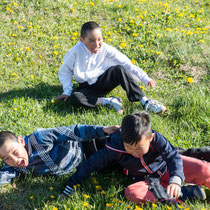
<box><xmin>0</xmin><ymin>0</ymin><xmax>209</xmax><ymax>209</ymax></box>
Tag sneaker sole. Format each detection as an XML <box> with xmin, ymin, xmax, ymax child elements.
<box><xmin>156</xmin><ymin>107</ymin><xmax>166</xmax><ymax>114</ymax></box>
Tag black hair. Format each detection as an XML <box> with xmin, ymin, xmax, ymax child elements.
<box><xmin>0</xmin><ymin>131</ymin><xmax>18</xmax><ymax>147</ymax></box>
<box><xmin>81</xmin><ymin>21</ymin><xmax>101</xmax><ymax>39</ymax></box>
<box><xmin>121</xmin><ymin>112</ymin><xmax>152</xmax><ymax>145</ymax></box>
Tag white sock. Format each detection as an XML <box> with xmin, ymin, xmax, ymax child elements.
<box><xmin>102</xmin><ymin>97</ymin><xmax>113</xmax><ymax>105</ymax></box>
<box><xmin>140</xmin><ymin>96</ymin><xmax>149</xmax><ymax>106</ymax></box>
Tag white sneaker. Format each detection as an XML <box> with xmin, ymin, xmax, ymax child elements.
<box><xmin>108</xmin><ymin>97</ymin><xmax>123</xmax><ymax>114</ymax></box>
<box><xmin>144</xmin><ymin>99</ymin><xmax>166</xmax><ymax>114</ymax></box>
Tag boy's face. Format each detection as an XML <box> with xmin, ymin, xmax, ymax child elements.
<box><xmin>0</xmin><ymin>137</ymin><xmax>29</xmax><ymax>167</ymax></box>
<box><xmin>123</xmin><ymin>134</ymin><xmax>154</xmax><ymax>158</ymax></box>
<box><xmin>80</xmin><ymin>28</ymin><xmax>103</xmax><ymax>54</ymax></box>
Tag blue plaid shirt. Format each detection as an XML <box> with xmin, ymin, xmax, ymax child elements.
<box><xmin>0</xmin><ymin>124</ymin><xmax>105</xmax><ymax>185</ymax></box>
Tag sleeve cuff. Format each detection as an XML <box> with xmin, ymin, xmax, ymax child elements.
<box><xmin>169</xmin><ymin>176</ymin><xmax>182</xmax><ymax>186</ymax></box>
<box><xmin>63</xmin><ymin>185</ymin><xmax>74</xmax><ymax>196</ymax></box>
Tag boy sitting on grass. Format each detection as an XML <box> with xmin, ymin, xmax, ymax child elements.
<box><xmin>62</xmin><ymin>112</ymin><xmax>210</xmax><ymax>203</ymax></box>
<box><xmin>0</xmin><ymin>124</ymin><xmax>118</xmax><ymax>185</ymax></box>
<box><xmin>56</xmin><ymin>21</ymin><xmax>166</xmax><ymax>114</ymax></box>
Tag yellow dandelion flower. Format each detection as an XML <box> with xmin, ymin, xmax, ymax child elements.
<box><xmin>189</xmin><ymin>14</ymin><xmax>195</xmax><ymax>18</ymax></box>
<box><xmin>134</xmin><ymin>206</ymin><xmax>143</xmax><ymax>210</ymax></box>
<box><xmin>30</xmin><ymin>75</ymin><xmax>34</xmax><ymax>79</ymax></box>
<box><xmin>184</xmin><ymin>208</ymin><xmax>190</xmax><ymax>210</ymax></box>
<box><xmin>71</xmin><ymin>37</ymin><xmax>76</xmax><ymax>40</ymax></box>
<box><xmin>39</xmin><ymin>54</ymin><xmax>42</xmax><ymax>59</ymax></box>
<box><xmin>152</xmin><ymin>203</ymin><xmax>157</xmax><ymax>207</ymax></box>
<box><xmin>101</xmin><ymin>191</ymin><xmax>106</xmax><ymax>194</ymax></box>
<box><xmin>40</xmin><ymin>17</ymin><xmax>44</xmax><ymax>20</ymax></box>
<box><xmin>12</xmin><ymin>73</ymin><xmax>17</xmax><ymax>76</ymax></box>
<box><xmin>26</xmin><ymin>133</ymin><xmax>30</xmax><ymax>135</ymax></box>
<box><xmin>53</xmin><ymin>36</ymin><xmax>58</xmax><ymax>40</ymax></box>
<box><xmin>118</xmin><ymin>5</ymin><xmax>122</xmax><ymax>8</ymax></box>
<box><xmin>185</xmin><ymin>24</ymin><xmax>190</xmax><ymax>27</ymax></box>
<box><xmin>6</xmin><ymin>7</ymin><xmax>10</xmax><ymax>11</ymax></box>
<box><xmin>28</xmin><ymin>85</ymin><xmax>32</xmax><ymax>87</ymax></box>
<box><xmin>112</xmin><ymin>198</ymin><xmax>118</xmax><ymax>202</ymax></box>
<box><xmin>131</xmin><ymin>59</ymin><xmax>136</xmax><ymax>64</ymax></box>
<box><xmin>109</xmin><ymin>194</ymin><xmax>114</xmax><ymax>198</ymax></box>
<box><xmin>3</xmin><ymin>62</ymin><xmax>6</xmax><ymax>65</ymax></box>
<box><xmin>166</xmin><ymin>28</ymin><xmax>172</xmax><ymax>31</ymax></box>
<box><xmin>52</xmin><ymin>207</ymin><xmax>58</xmax><ymax>210</ymax></box>
<box><xmin>139</xmin><ymin>44</ymin><xmax>144</xmax><ymax>48</ymax></box>
<box><xmin>166</xmin><ymin>206</ymin><xmax>172</xmax><ymax>210</ymax></box>
<box><xmin>27</xmin><ymin>26</ymin><xmax>33</xmax><ymax>28</ymax></box>
<box><xmin>119</xmin><ymin>200</ymin><xmax>123</xmax><ymax>203</ymax></box>
<box><xmin>135</xmin><ymin>9</ymin><xmax>140</xmax><ymax>12</ymax></box>
<box><xmin>26</xmin><ymin>47</ymin><xmax>31</xmax><ymax>51</ymax></box>
<box><xmin>29</xmin><ymin>196</ymin><xmax>33</xmax><ymax>199</ymax></box>
<box><xmin>133</xmin><ymin>33</ymin><xmax>138</xmax><ymax>37</ymax></box>
<box><xmin>178</xmin><ymin>13</ymin><xmax>185</xmax><ymax>17</ymax></box>
<box><xmin>120</xmin><ymin>43</ymin><xmax>126</xmax><ymax>48</ymax></box>
<box><xmin>90</xmin><ymin>2</ymin><xmax>94</xmax><ymax>6</ymax></box>
<box><xmin>13</xmin><ymin>2</ymin><xmax>18</xmax><ymax>6</ymax></box>
<box><xmin>199</xmin><ymin>40</ymin><xmax>204</xmax><ymax>43</ymax></box>
<box><xmin>142</xmin><ymin>60</ymin><xmax>146</xmax><ymax>62</ymax></box>
<box><xmin>7</xmin><ymin>53</ymin><xmax>12</xmax><ymax>56</ymax></box>
<box><xmin>12</xmin><ymin>34</ymin><xmax>17</xmax><ymax>37</ymax></box>
<box><xmin>106</xmin><ymin>203</ymin><xmax>113</xmax><ymax>207</ymax></box>
<box><xmin>45</xmin><ymin>7</ymin><xmax>48</xmax><ymax>10</ymax></box>
<box><xmin>95</xmin><ymin>185</ymin><xmax>102</xmax><ymax>190</ymax></box>
<box><xmin>83</xmin><ymin>194</ymin><xmax>90</xmax><ymax>199</ymax></box>
<box><xmin>18</xmin><ymin>58</ymin><xmax>22</xmax><ymax>61</ymax></box>
<box><xmin>140</xmin><ymin>86</ymin><xmax>145</xmax><ymax>90</ymax></box>
<box><xmin>14</xmin><ymin>21</ymin><xmax>17</xmax><ymax>24</ymax></box>
<box><xmin>174</xmin><ymin>28</ymin><xmax>179</xmax><ymax>31</ymax></box>
<box><xmin>187</xmin><ymin>77</ymin><xmax>193</xmax><ymax>83</ymax></box>
<box><xmin>23</xmin><ymin>19</ymin><xmax>26</xmax><ymax>22</ymax></box>
<box><xmin>71</xmin><ymin>8</ymin><xmax>75</xmax><ymax>12</ymax></box>
<box><xmin>126</xmin><ymin>205</ymin><xmax>131</xmax><ymax>209</ymax></box>
<box><xmin>108</xmin><ymin>39</ymin><xmax>112</xmax><ymax>42</ymax></box>
<box><xmin>177</xmin><ymin>204</ymin><xmax>184</xmax><ymax>208</ymax></box>
<box><xmin>73</xmin><ymin>32</ymin><xmax>78</xmax><ymax>36</ymax></box>
<box><xmin>77</xmin><ymin>184</ymin><xmax>80</xmax><ymax>187</ymax></box>
<box><xmin>54</xmin><ymin>51</ymin><xmax>58</xmax><ymax>55</ymax></box>
<box><xmin>13</xmin><ymin>108</ymin><xmax>18</xmax><ymax>111</ymax></box>
<box><xmin>187</xmin><ymin>31</ymin><xmax>193</xmax><ymax>35</ymax></box>
<box><xmin>50</xmin><ymin>195</ymin><xmax>55</xmax><ymax>199</ymax></box>
<box><xmin>73</xmin><ymin>185</ymin><xmax>77</xmax><ymax>190</ymax></box>
<box><xmin>83</xmin><ymin>202</ymin><xmax>89</xmax><ymax>207</ymax></box>
<box><xmin>50</xmin><ymin>187</ymin><xmax>54</xmax><ymax>190</ymax></box>
<box><xmin>156</xmin><ymin>52</ymin><xmax>162</xmax><ymax>55</ymax></box>
<box><xmin>129</xmin><ymin>20</ymin><xmax>135</xmax><ymax>24</ymax></box>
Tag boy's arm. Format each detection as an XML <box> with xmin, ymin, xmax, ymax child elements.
<box><xmin>153</xmin><ymin>132</ymin><xmax>185</xmax><ymax>185</ymax></box>
<box><xmin>57</xmin><ymin>51</ymin><xmax>75</xmax><ymax>97</ymax></box>
<box><xmin>0</xmin><ymin>165</ymin><xmax>19</xmax><ymax>186</ymax></box>
<box><xmin>107</xmin><ymin>45</ymin><xmax>152</xmax><ymax>85</ymax></box>
<box><xmin>73</xmin><ymin>124</ymin><xmax>119</xmax><ymax>141</ymax></box>
<box><xmin>33</xmin><ymin>124</ymin><xmax>118</xmax><ymax>145</ymax></box>
<box><xmin>63</xmin><ymin>146</ymin><xmax>118</xmax><ymax>196</ymax></box>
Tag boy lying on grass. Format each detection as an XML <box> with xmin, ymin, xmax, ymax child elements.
<box><xmin>62</xmin><ymin>112</ymin><xmax>210</xmax><ymax>203</ymax></box>
<box><xmin>0</xmin><ymin>124</ymin><xmax>118</xmax><ymax>185</ymax></box>
<box><xmin>56</xmin><ymin>21</ymin><xmax>166</xmax><ymax>114</ymax></box>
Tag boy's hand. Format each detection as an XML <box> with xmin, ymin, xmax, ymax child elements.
<box><xmin>167</xmin><ymin>183</ymin><xmax>181</xmax><ymax>198</ymax></box>
<box><xmin>56</xmin><ymin>94</ymin><xmax>69</xmax><ymax>101</ymax></box>
<box><xmin>103</xmin><ymin>125</ymin><xmax>120</xmax><ymax>134</ymax></box>
<box><xmin>148</xmin><ymin>79</ymin><xmax>156</xmax><ymax>88</ymax></box>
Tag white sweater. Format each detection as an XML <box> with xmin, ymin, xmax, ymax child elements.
<box><xmin>59</xmin><ymin>41</ymin><xmax>151</xmax><ymax>96</ymax></box>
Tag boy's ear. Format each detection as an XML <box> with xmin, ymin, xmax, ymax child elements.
<box><xmin>149</xmin><ymin>133</ymin><xmax>154</xmax><ymax>142</ymax></box>
<box><xmin>18</xmin><ymin>136</ymin><xmax>25</xmax><ymax>146</ymax></box>
<box><xmin>80</xmin><ymin>36</ymin><xmax>84</xmax><ymax>43</ymax></box>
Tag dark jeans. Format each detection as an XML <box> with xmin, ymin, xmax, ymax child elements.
<box><xmin>70</xmin><ymin>65</ymin><xmax>145</xmax><ymax>107</ymax></box>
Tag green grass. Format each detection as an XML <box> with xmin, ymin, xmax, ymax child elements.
<box><xmin>0</xmin><ymin>0</ymin><xmax>209</xmax><ymax>209</ymax></box>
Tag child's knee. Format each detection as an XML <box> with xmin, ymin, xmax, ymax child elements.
<box><xmin>125</xmin><ymin>182</ymin><xmax>156</xmax><ymax>203</ymax></box>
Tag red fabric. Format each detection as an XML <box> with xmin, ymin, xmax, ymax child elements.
<box><xmin>125</xmin><ymin>155</ymin><xmax>210</xmax><ymax>203</ymax></box>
